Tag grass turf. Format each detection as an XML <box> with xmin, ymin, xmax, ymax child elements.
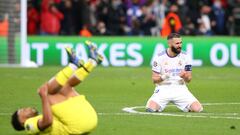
<box><xmin>0</xmin><ymin>66</ymin><xmax>239</xmax><ymax>135</ymax></box>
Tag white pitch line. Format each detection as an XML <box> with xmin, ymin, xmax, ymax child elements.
<box><xmin>202</xmin><ymin>102</ymin><xmax>240</xmax><ymax>105</ymax></box>
<box><xmin>121</xmin><ymin>103</ymin><xmax>240</xmax><ymax>120</ymax></box>
<box><xmin>2</xmin><ymin>102</ymin><xmax>240</xmax><ymax>120</ymax></box>
<box><xmin>98</xmin><ymin>112</ymin><xmax>240</xmax><ymax>120</ymax></box>
<box><xmin>157</xmin><ymin>102</ymin><xmax>240</xmax><ymax>107</ymax></box>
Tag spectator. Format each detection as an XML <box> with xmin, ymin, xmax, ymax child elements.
<box><xmin>0</xmin><ymin>14</ymin><xmax>8</xmax><ymax>36</ymax></box>
<box><xmin>126</xmin><ymin>0</ymin><xmax>142</xmax><ymax>29</ymax></box>
<box><xmin>40</xmin><ymin>0</ymin><xmax>64</xmax><ymax>35</ymax></box>
<box><xmin>196</xmin><ymin>5</ymin><xmax>214</xmax><ymax>35</ymax></box>
<box><xmin>59</xmin><ymin>0</ymin><xmax>76</xmax><ymax>35</ymax></box>
<box><xmin>228</xmin><ymin>0</ymin><xmax>240</xmax><ymax>35</ymax></box>
<box><xmin>180</xmin><ymin>16</ymin><xmax>197</xmax><ymax>35</ymax></box>
<box><xmin>161</xmin><ymin>4</ymin><xmax>182</xmax><ymax>37</ymax></box>
<box><xmin>151</xmin><ymin>0</ymin><xmax>168</xmax><ymax>36</ymax></box>
<box><xmin>16</xmin><ymin>0</ymin><xmax>240</xmax><ymax>36</ymax></box>
<box><xmin>79</xmin><ymin>24</ymin><xmax>93</xmax><ymax>37</ymax></box>
<box><xmin>106</xmin><ymin>0</ymin><xmax>127</xmax><ymax>35</ymax></box>
<box><xmin>130</xmin><ymin>18</ymin><xmax>142</xmax><ymax>35</ymax></box>
<box><xmin>211</xmin><ymin>0</ymin><xmax>228</xmax><ymax>35</ymax></box>
<box><xmin>27</xmin><ymin>1</ymin><xmax>40</xmax><ymax>35</ymax></box>
<box><xmin>96</xmin><ymin>0</ymin><xmax>110</xmax><ymax>25</ymax></box>
<box><xmin>185</xmin><ymin>0</ymin><xmax>207</xmax><ymax>30</ymax></box>
<box><xmin>95</xmin><ymin>21</ymin><xmax>111</xmax><ymax>35</ymax></box>
<box><xmin>88</xmin><ymin>0</ymin><xmax>98</xmax><ymax>27</ymax></box>
<box><xmin>75</xmin><ymin>0</ymin><xmax>91</xmax><ymax>35</ymax></box>
<box><xmin>177</xmin><ymin>0</ymin><xmax>188</xmax><ymax>25</ymax></box>
<box><xmin>139</xmin><ymin>2</ymin><xmax>157</xmax><ymax>35</ymax></box>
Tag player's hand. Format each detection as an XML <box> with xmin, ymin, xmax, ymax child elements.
<box><xmin>179</xmin><ymin>70</ymin><xmax>192</xmax><ymax>83</ymax></box>
<box><xmin>179</xmin><ymin>70</ymin><xmax>187</xmax><ymax>78</ymax></box>
<box><xmin>38</xmin><ymin>83</ymin><xmax>49</xmax><ymax>97</ymax></box>
<box><xmin>160</xmin><ymin>73</ymin><xmax>170</xmax><ymax>80</ymax></box>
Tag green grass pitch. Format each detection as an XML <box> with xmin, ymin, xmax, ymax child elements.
<box><xmin>0</xmin><ymin>66</ymin><xmax>239</xmax><ymax>135</ymax></box>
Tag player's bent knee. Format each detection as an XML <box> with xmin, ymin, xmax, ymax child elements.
<box><xmin>146</xmin><ymin>100</ymin><xmax>161</xmax><ymax>112</ymax></box>
<box><xmin>192</xmin><ymin>106</ymin><xmax>203</xmax><ymax>112</ymax></box>
<box><xmin>190</xmin><ymin>102</ymin><xmax>203</xmax><ymax>112</ymax></box>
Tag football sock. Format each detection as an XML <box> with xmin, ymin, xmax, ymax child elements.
<box><xmin>84</xmin><ymin>59</ymin><xmax>97</xmax><ymax>72</ymax></box>
<box><xmin>55</xmin><ymin>63</ymin><xmax>77</xmax><ymax>86</ymax></box>
<box><xmin>74</xmin><ymin>59</ymin><xmax>97</xmax><ymax>81</ymax></box>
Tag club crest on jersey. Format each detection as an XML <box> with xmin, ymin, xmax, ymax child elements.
<box><xmin>153</xmin><ymin>61</ymin><xmax>157</xmax><ymax>67</ymax></box>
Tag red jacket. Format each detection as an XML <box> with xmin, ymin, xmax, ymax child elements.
<box><xmin>27</xmin><ymin>7</ymin><xmax>39</xmax><ymax>35</ymax></box>
<box><xmin>40</xmin><ymin>0</ymin><xmax>63</xmax><ymax>34</ymax></box>
<box><xmin>40</xmin><ymin>11</ymin><xmax>63</xmax><ymax>34</ymax></box>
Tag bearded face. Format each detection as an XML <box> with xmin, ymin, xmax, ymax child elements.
<box><xmin>171</xmin><ymin>45</ymin><xmax>181</xmax><ymax>54</ymax></box>
<box><xmin>169</xmin><ymin>38</ymin><xmax>182</xmax><ymax>55</ymax></box>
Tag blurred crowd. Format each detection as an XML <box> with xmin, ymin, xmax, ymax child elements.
<box><xmin>1</xmin><ymin>0</ymin><xmax>240</xmax><ymax>37</ymax></box>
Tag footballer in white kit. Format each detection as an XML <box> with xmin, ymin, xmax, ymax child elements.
<box><xmin>146</xmin><ymin>33</ymin><xmax>203</xmax><ymax>112</ymax></box>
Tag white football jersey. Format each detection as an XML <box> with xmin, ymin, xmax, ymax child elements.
<box><xmin>152</xmin><ymin>50</ymin><xmax>192</xmax><ymax>85</ymax></box>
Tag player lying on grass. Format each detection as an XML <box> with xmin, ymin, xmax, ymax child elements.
<box><xmin>146</xmin><ymin>33</ymin><xmax>203</xmax><ymax>113</ymax></box>
<box><xmin>11</xmin><ymin>41</ymin><xmax>103</xmax><ymax>135</ymax></box>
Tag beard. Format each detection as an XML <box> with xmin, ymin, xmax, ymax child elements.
<box><xmin>171</xmin><ymin>46</ymin><xmax>181</xmax><ymax>54</ymax></box>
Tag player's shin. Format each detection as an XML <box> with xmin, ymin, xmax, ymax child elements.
<box><xmin>67</xmin><ymin>59</ymin><xmax>97</xmax><ymax>87</ymax></box>
<box><xmin>55</xmin><ymin>63</ymin><xmax>78</xmax><ymax>86</ymax></box>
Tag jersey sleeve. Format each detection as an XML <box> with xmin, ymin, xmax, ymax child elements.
<box><xmin>24</xmin><ymin>115</ymin><xmax>42</xmax><ymax>134</ymax></box>
<box><xmin>184</xmin><ymin>53</ymin><xmax>192</xmax><ymax>71</ymax></box>
<box><xmin>152</xmin><ymin>56</ymin><xmax>161</xmax><ymax>73</ymax></box>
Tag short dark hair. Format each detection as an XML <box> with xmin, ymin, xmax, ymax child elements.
<box><xmin>167</xmin><ymin>33</ymin><xmax>181</xmax><ymax>40</ymax></box>
<box><xmin>11</xmin><ymin>110</ymin><xmax>25</xmax><ymax>131</ymax></box>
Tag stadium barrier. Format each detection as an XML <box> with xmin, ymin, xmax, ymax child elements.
<box><xmin>0</xmin><ymin>36</ymin><xmax>239</xmax><ymax>67</ymax></box>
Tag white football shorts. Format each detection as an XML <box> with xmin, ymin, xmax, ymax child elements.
<box><xmin>146</xmin><ymin>85</ymin><xmax>198</xmax><ymax>112</ymax></box>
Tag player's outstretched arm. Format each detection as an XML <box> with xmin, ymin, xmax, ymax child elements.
<box><xmin>37</xmin><ymin>83</ymin><xmax>53</xmax><ymax>130</ymax></box>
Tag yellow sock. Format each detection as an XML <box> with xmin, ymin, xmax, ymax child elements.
<box><xmin>75</xmin><ymin>59</ymin><xmax>97</xmax><ymax>81</ymax></box>
<box><xmin>75</xmin><ymin>68</ymin><xmax>89</xmax><ymax>81</ymax></box>
<box><xmin>84</xmin><ymin>59</ymin><xmax>97</xmax><ymax>72</ymax></box>
<box><xmin>55</xmin><ymin>65</ymin><xmax>75</xmax><ymax>86</ymax></box>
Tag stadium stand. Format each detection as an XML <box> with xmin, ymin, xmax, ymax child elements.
<box><xmin>26</xmin><ymin>0</ymin><xmax>240</xmax><ymax>36</ymax></box>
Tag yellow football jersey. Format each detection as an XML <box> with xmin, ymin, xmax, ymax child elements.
<box><xmin>24</xmin><ymin>95</ymin><xmax>97</xmax><ymax>135</ymax></box>
<box><xmin>24</xmin><ymin>115</ymin><xmax>68</xmax><ymax>135</ymax></box>
<box><xmin>51</xmin><ymin>95</ymin><xmax>98</xmax><ymax>134</ymax></box>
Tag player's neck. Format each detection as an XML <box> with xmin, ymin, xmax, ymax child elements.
<box><xmin>167</xmin><ymin>48</ymin><xmax>177</xmax><ymax>57</ymax></box>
